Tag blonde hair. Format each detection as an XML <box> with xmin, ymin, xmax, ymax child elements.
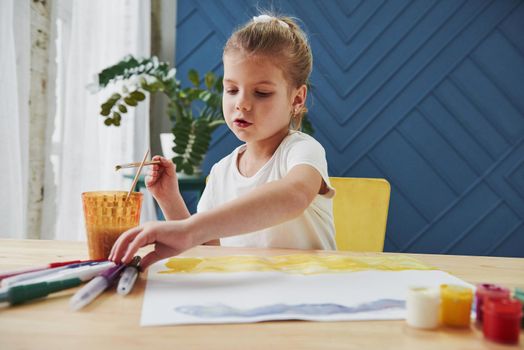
<box><xmin>223</xmin><ymin>13</ymin><xmax>312</xmax><ymax>130</ymax></box>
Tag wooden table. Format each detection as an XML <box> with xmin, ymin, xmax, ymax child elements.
<box><xmin>0</xmin><ymin>239</ymin><xmax>522</xmax><ymax>350</ymax></box>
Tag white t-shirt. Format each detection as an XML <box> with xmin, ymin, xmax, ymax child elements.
<box><xmin>197</xmin><ymin>131</ymin><xmax>336</xmax><ymax>250</ymax></box>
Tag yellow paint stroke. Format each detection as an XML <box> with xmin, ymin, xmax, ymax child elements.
<box><xmin>159</xmin><ymin>254</ymin><xmax>435</xmax><ymax>275</ymax></box>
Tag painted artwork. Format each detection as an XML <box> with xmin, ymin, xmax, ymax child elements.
<box><xmin>140</xmin><ymin>254</ymin><xmax>472</xmax><ymax>326</ymax></box>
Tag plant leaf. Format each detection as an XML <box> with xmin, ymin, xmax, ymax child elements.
<box><xmin>173</xmin><ymin>157</ymin><xmax>183</xmax><ymax>170</ymax></box>
<box><xmin>130</xmin><ymin>90</ymin><xmax>146</xmax><ymax>101</ymax></box>
<box><xmin>100</xmin><ymin>108</ymin><xmax>111</xmax><ymax>116</ymax></box>
<box><xmin>188</xmin><ymin>69</ymin><xmax>200</xmax><ymax>87</ymax></box>
<box><xmin>214</xmin><ymin>76</ymin><xmax>223</xmax><ymax>92</ymax></box>
<box><xmin>124</xmin><ymin>96</ymin><xmax>137</xmax><ymax>107</ymax></box>
<box><xmin>183</xmin><ymin>162</ymin><xmax>194</xmax><ymax>175</ymax></box>
<box><xmin>204</xmin><ymin>72</ymin><xmax>215</xmax><ymax>90</ymax></box>
<box><xmin>97</xmin><ymin>55</ymin><xmax>140</xmax><ymax>87</ymax></box>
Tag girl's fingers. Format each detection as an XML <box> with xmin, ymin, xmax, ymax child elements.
<box><xmin>158</xmin><ymin>156</ymin><xmax>170</xmax><ymax>164</ymax></box>
<box><xmin>150</xmin><ymin>156</ymin><xmax>168</xmax><ymax>171</ymax></box>
<box><xmin>122</xmin><ymin>229</ymin><xmax>157</xmax><ymax>264</ymax></box>
<box><xmin>145</xmin><ymin>167</ymin><xmax>163</xmax><ymax>186</ymax></box>
<box><xmin>150</xmin><ymin>156</ymin><xmax>161</xmax><ymax>170</ymax></box>
<box><xmin>157</xmin><ymin>156</ymin><xmax>176</xmax><ymax>176</ymax></box>
<box><xmin>109</xmin><ymin>226</ymin><xmax>143</xmax><ymax>263</ymax></box>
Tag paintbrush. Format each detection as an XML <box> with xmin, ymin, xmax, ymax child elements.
<box><xmin>125</xmin><ymin>150</ymin><xmax>150</xmax><ymax>201</ymax></box>
<box><xmin>115</xmin><ymin>160</ymin><xmax>160</xmax><ymax>171</ymax></box>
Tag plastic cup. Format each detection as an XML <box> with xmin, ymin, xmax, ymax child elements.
<box><xmin>82</xmin><ymin>191</ymin><xmax>143</xmax><ymax>260</ymax></box>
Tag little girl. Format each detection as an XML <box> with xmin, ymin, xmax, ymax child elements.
<box><xmin>110</xmin><ymin>13</ymin><xmax>336</xmax><ymax>269</ymax></box>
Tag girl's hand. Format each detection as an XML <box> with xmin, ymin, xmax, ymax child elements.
<box><xmin>145</xmin><ymin>155</ymin><xmax>179</xmax><ymax>206</ymax></box>
<box><xmin>109</xmin><ymin>220</ymin><xmax>195</xmax><ymax>270</ymax></box>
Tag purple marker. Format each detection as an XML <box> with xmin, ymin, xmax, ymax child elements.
<box><xmin>69</xmin><ymin>264</ymin><xmax>126</xmax><ymax>311</ymax></box>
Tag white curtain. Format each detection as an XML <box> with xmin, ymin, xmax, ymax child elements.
<box><xmin>41</xmin><ymin>0</ymin><xmax>155</xmax><ymax>241</ymax></box>
<box><xmin>0</xmin><ymin>0</ymin><xmax>30</xmax><ymax>238</ymax></box>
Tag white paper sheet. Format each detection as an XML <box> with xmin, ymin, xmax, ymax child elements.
<box><xmin>140</xmin><ymin>258</ymin><xmax>472</xmax><ymax>326</ymax></box>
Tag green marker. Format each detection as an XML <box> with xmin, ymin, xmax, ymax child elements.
<box><xmin>0</xmin><ymin>278</ymin><xmax>82</xmax><ymax>305</ymax></box>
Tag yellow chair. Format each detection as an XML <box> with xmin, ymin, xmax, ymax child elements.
<box><xmin>330</xmin><ymin>177</ymin><xmax>391</xmax><ymax>252</ymax></box>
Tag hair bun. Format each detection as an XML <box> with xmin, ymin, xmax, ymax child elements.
<box><xmin>252</xmin><ymin>15</ymin><xmax>289</xmax><ymax>29</ymax></box>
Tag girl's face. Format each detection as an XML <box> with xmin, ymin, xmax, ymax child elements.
<box><xmin>222</xmin><ymin>52</ymin><xmax>306</xmax><ymax>146</ymax></box>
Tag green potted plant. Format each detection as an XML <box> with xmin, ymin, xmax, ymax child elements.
<box><xmin>91</xmin><ymin>55</ymin><xmax>314</xmax><ymax>176</ymax></box>
<box><xmin>92</xmin><ymin>55</ymin><xmax>225</xmax><ymax>175</ymax></box>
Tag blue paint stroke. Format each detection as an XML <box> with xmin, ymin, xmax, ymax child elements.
<box><xmin>175</xmin><ymin>299</ymin><xmax>405</xmax><ymax>318</ymax></box>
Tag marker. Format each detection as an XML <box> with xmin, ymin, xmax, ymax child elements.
<box><xmin>1</xmin><ymin>266</ymin><xmax>71</xmax><ymax>288</ymax></box>
<box><xmin>0</xmin><ymin>278</ymin><xmax>82</xmax><ymax>305</ymax></box>
<box><xmin>2</xmin><ymin>261</ymin><xmax>114</xmax><ymax>288</ymax></box>
<box><xmin>69</xmin><ymin>264</ymin><xmax>126</xmax><ymax>311</ymax></box>
<box><xmin>0</xmin><ymin>259</ymin><xmax>105</xmax><ymax>281</ymax></box>
<box><xmin>11</xmin><ymin>261</ymin><xmax>116</xmax><ymax>287</ymax></box>
<box><xmin>117</xmin><ymin>256</ymin><xmax>141</xmax><ymax>296</ymax></box>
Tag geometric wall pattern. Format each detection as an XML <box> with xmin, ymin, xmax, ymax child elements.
<box><xmin>175</xmin><ymin>0</ymin><xmax>524</xmax><ymax>257</ymax></box>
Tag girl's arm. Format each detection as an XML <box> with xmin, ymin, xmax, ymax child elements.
<box><xmin>158</xmin><ymin>192</ymin><xmax>190</xmax><ymax>221</ymax></box>
<box><xmin>111</xmin><ymin>164</ymin><xmax>323</xmax><ymax>268</ymax></box>
<box><xmin>190</xmin><ymin>164</ymin><xmax>323</xmax><ymax>243</ymax></box>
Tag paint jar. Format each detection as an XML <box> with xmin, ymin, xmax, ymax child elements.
<box><xmin>406</xmin><ymin>287</ymin><xmax>440</xmax><ymax>329</ymax></box>
<box><xmin>514</xmin><ymin>288</ymin><xmax>524</xmax><ymax>328</ymax></box>
<box><xmin>482</xmin><ymin>298</ymin><xmax>522</xmax><ymax>345</ymax></box>
<box><xmin>475</xmin><ymin>284</ymin><xmax>510</xmax><ymax>323</ymax></box>
<box><xmin>440</xmin><ymin>284</ymin><xmax>473</xmax><ymax>327</ymax></box>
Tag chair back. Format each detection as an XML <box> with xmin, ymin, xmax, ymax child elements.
<box><xmin>330</xmin><ymin>177</ymin><xmax>391</xmax><ymax>252</ymax></box>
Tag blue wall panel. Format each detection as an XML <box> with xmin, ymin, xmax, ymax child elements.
<box><xmin>175</xmin><ymin>0</ymin><xmax>524</xmax><ymax>257</ymax></box>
